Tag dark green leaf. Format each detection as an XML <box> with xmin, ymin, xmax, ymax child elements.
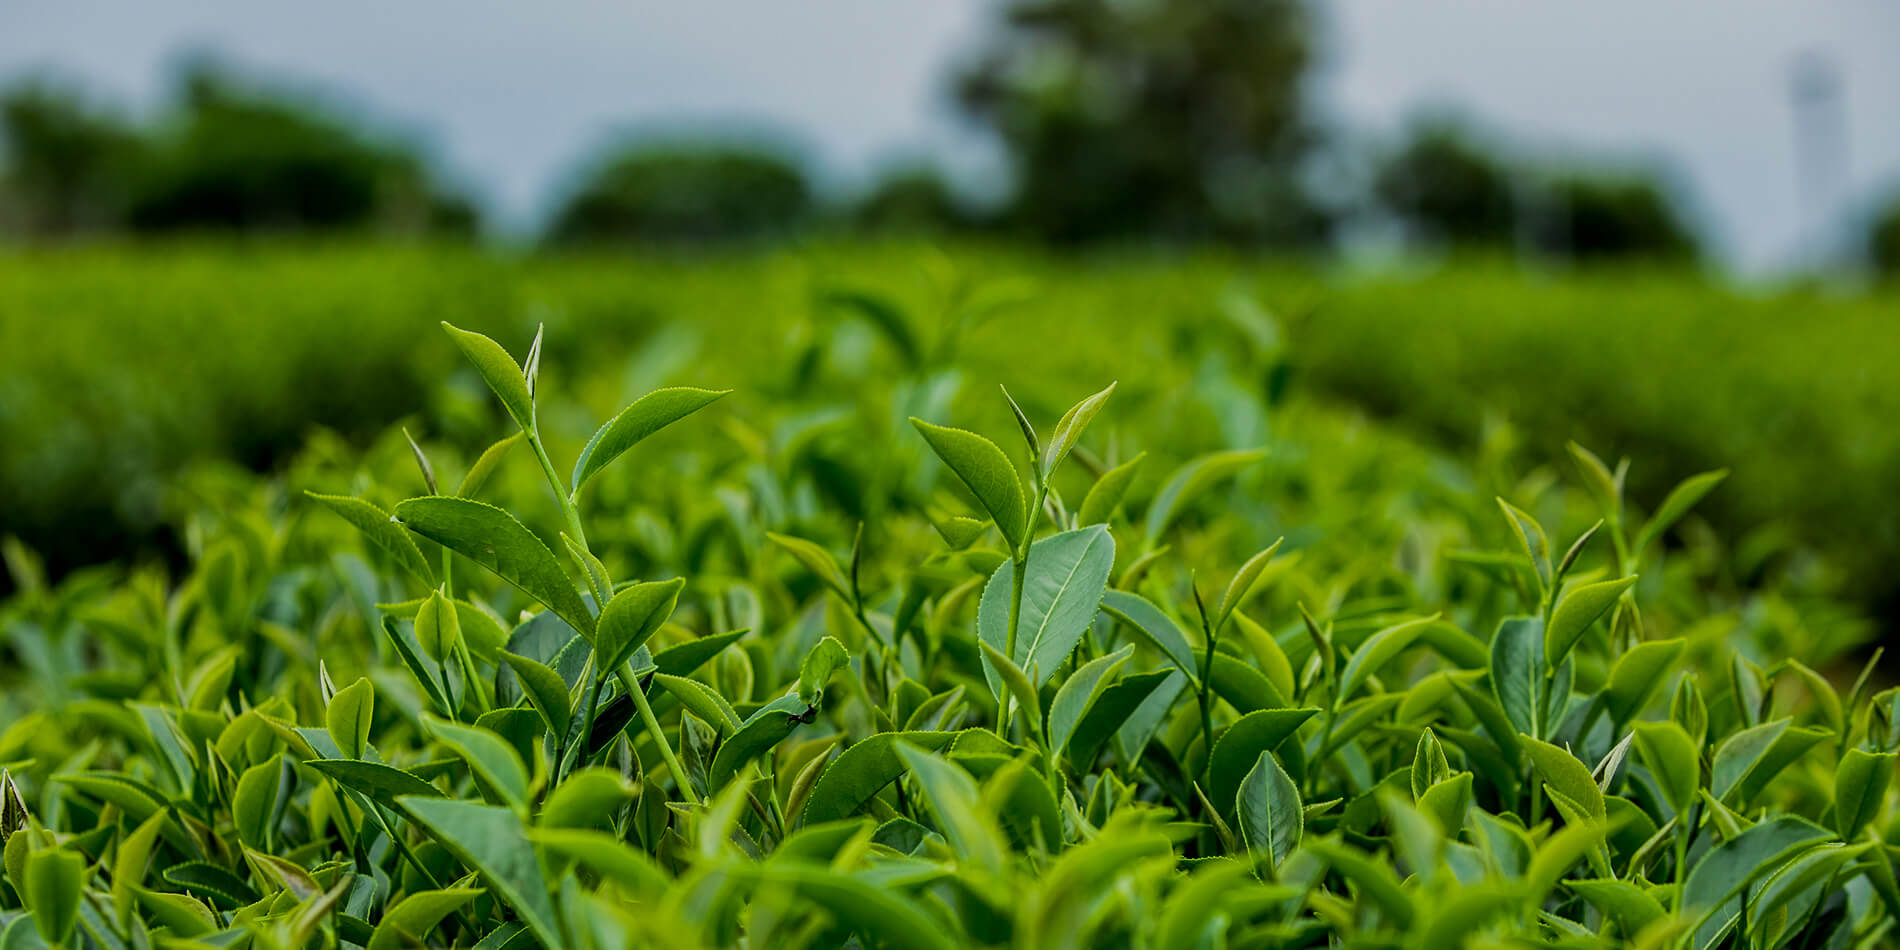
<box><xmin>395</xmin><ymin>496</ymin><xmax>594</xmax><ymax>637</ymax></box>
<box><xmin>1236</xmin><ymin>750</ymin><xmax>1302</xmax><ymax>867</ymax></box>
<box><xmin>1835</xmin><ymin>748</ymin><xmax>1895</xmax><ymax>840</ymax></box>
<box><xmin>802</xmin><ymin>731</ymin><xmax>959</xmax><ymax>824</ymax></box>
<box><xmin>423</xmin><ymin>715</ymin><xmax>530</xmax><ymax>811</ymax></box>
<box><xmin>307</xmin><ymin>759</ymin><xmax>443</xmax><ymax>810</ymax></box>
<box><xmin>708</xmin><ymin>695</ymin><xmax>815</xmax><ymax>791</ymax></box>
<box><xmin>976</xmin><ymin>526</ymin><xmax>1114</xmax><ymax>693</ymax></box>
<box><xmin>401</xmin><ymin>796</ymin><xmax>562</xmax><ymax>949</ymax></box>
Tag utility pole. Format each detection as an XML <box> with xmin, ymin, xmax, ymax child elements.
<box><xmin>1789</xmin><ymin>50</ymin><xmax>1848</xmax><ymax>272</ymax></box>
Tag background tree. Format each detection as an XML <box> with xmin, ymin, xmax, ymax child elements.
<box><xmin>847</xmin><ymin>164</ymin><xmax>978</xmax><ymax>235</ymax></box>
<box><xmin>546</xmin><ymin>142</ymin><xmax>813</xmax><ymax>244</ymax></box>
<box><xmin>956</xmin><ymin>0</ymin><xmax>1329</xmax><ymax>246</ymax></box>
<box><xmin>1376</xmin><ymin>121</ymin><xmax>1517</xmax><ymax>249</ymax></box>
<box><xmin>1868</xmin><ymin>193</ymin><xmax>1900</xmax><ymax>282</ymax></box>
<box><xmin>128</xmin><ymin>64</ymin><xmax>476</xmax><ymax>236</ymax></box>
<box><xmin>0</xmin><ymin>80</ymin><xmax>141</xmax><ymax>237</ymax></box>
<box><xmin>1530</xmin><ymin>172</ymin><xmax>1702</xmax><ymax>262</ymax></box>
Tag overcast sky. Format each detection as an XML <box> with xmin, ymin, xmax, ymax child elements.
<box><xmin>4</xmin><ymin>1</ymin><xmax>1898</xmax><ymax>272</ymax></box>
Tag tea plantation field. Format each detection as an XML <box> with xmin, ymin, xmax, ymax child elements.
<box><xmin>1</xmin><ymin>242</ymin><xmax>1896</xmax><ymax>947</ymax></box>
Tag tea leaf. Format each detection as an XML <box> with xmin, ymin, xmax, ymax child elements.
<box><xmin>1567</xmin><ymin>878</ymin><xmax>1665</xmax><ymax>935</ymax></box>
<box><xmin>1634</xmin><ymin>468</ymin><xmax>1728</xmax><ymax>557</ymax></box>
<box><xmin>572</xmin><ymin>387</ymin><xmax>729</xmax><ymax>493</ymax></box>
<box><xmin>1236</xmin><ymin>750</ymin><xmax>1302</xmax><ymax>867</ymax></box>
<box><xmin>1545</xmin><ymin>575</ymin><xmax>1638</xmax><ymax>667</ymax></box>
<box><xmin>1338</xmin><ymin>614</ymin><xmax>1437</xmax><ymax>701</ymax></box>
<box><xmin>597</xmin><ymin>578</ymin><xmax>685</xmax><ymax>674</ymax></box>
<box><xmin>1046</xmin><ymin>645</ymin><xmax>1133</xmax><ymax>757</ymax></box>
<box><xmin>501</xmin><ymin>651</ymin><xmax>572</xmax><ymax>735</ymax></box>
<box><xmin>708</xmin><ymin>694</ymin><xmax>815</xmax><ymax>791</ymax></box>
<box><xmin>23</xmin><ymin>848</ymin><xmax>84</xmax><ymax>946</ymax></box>
<box><xmin>1603</xmin><ymin>637</ymin><xmax>1686</xmax><ymax>724</ymax></box>
<box><xmin>742</xmin><ymin>865</ymin><xmax>956</xmax><ymax>950</ymax></box>
<box><xmin>651</xmin><ymin>674</ymin><xmax>742</xmax><ymax>733</ymax></box>
<box><xmin>976</xmin><ymin>526</ymin><xmax>1114</xmax><ymax>693</ymax></box>
<box><xmin>979</xmin><ymin>642</ymin><xmax>1044</xmax><ymax>740</ymax></box>
<box><xmin>1834</xmin><ymin>748</ymin><xmax>1895</xmax><ymax>840</ymax></box>
<box><xmin>910</xmin><ymin>419</ymin><xmax>1028</xmax><ymax>550</ymax></box>
<box><xmin>415</xmin><ymin>588</ymin><xmax>463</xmax><ymax>663</ymax></box>
<box><xmin>1077</xmin><ymin>451</ymin><xmax>1145</xmax><ymax>526</ymax></box>
<box><xmin>528</xmin><ymin>827</ymin><xmax>669</xmax><ymax>897</ymax></box>
<box><xmin>1215</xmin><ymin>537</ymin><xmax>1284</xmax><ymax>632</ymax></box>
<box><xmin>1712</xmin><ymin>718</ymin><xmax>1830</xmax><ymax>807</ymax></box>
<box><xmin>766</xmin><ymin>533</ymin><xmax>852</xmax><ymax>604</ymax></box>
<box><xmin>325</xmin><ymin>676</ymin><xmax>375</xmax><ymax>760</ymax></box>
<box><xmin>1101</xmin><ymin>589</ymin><xmax>1200</xmax><ymax>681</ymax></box>
<box><xmin>441</xmin><ymin>321</ymin><xmax>536</xmax><ymax>432</ymax></box>
<box><xmin>1041</xmin><ymin>381</ymin><xmax>1116</xmax><ymax>481</ymax></box>
<box><xmin>1523</xmin><ymin>736</ymin><xmax>1606</xmax><ymax>821</ymax></box>
<box><xmin>369</xmin><ymin>888</ymin><xmax>483</xmax><ymax>950</ymax></box>
<box><xmin>1681</xmin><ymin>816</ymin><xmax>1829</xmax><ymax>947</ymax></box>
<box><xmin>401</xmin><ymin>796</ymin><xmax>562</xmax><ymax>948</ymax></box>
<box><xmin>1632</xmin><ymin>721</ymin><xmax>1699</xmax><ymax>814</ymax></box>
<box><xmin>1143</xmin><ymin>448</ymin><xmax>1265</xmax><ymax>549</ymax></box>
<box><xmin>422</xmin><ymin>715</ymin><xmax>530</xmax><ymax>812</ymax></box>
<box><xmin>802</xmin><ymin>731</ymin><xmax>959</xmax><ymax>825</ymax></box>
<box><xmin>893</xmin><ymin>745</ymin><xmax>1006</xmax><ymax>868</ymax></box>
<box><xmin>232</xmin><ymin>755</ymin><xmax>290</xmax><ymax>850</ymax></box>
<box><xmin>457</xmin><ymin>431</ymin><xmax>523</xmax><ymax>498</ymax></box>
<box><xmin>539</xmin><ymin>768</ymin><xmax>635</xmax><ymax>830</ymax></box>
<box><xmin>1304</xmin><ymin>838</ymin><xmax>1415</xmax><ymax>928</ymax></box>
<box><xmin>306</xmin><ymin>492</ymin><xmax>436</xmax><ymax>586</ymax></box>
<box><xmin>1208</xmin><ymin>708</ymin><xmax>1319</xmax><ymax>808</ymax></box>
<box><xmin>1495</xmin><ymin>498</ymin><xmax>1551</xmax><ymax>591</ymax></box>
<box><xmin>1490</xmin><ymin>616</ymin><xmax>1543</xmax><ymax>737</ymax></box>
<box><xmin>1066</xmin><ymin>670</ymin><xmax>1172</xmax><ymax>769</ymax></box>
<box><xmin>395</xmin><ymin>496</ymin><xmax>594</xmax><ymax>637</ymax></box>
<box><xmin>308</xmin><ymin>760</ymin><xmax>444</xmax><ymax>811</ymax></box>
<box><xmin>797</xmin><ymin>636</ymin><xmax>850</xmax><ymax>705</ymax></box>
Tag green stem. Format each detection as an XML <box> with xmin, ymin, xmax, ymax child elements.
<box><xmin>526</xmin><ymin>427</ymin><xmax>589</xmax><ymax>552</ymax></box>
<box><xmin>998</xmin><ymin>555</ymin><xmax>1028</xmax><ymax>740</ymax></box>
<box><xmin>1671</xmin><ymin>798</ymin><xmax>1701</xmax><ymax>912</ymax></box>
<box><xmin>621</xmin><ymin>667</ymin><xmax>701</xmax><ymax>805</ymax></box>
<box><xmin>1198</xmin><ymin>615</ymin><xmax>1218</xmax><ymax>791</ymax></box>
<box><xmin>560</xmin><ymin>661</ymin><xmax>606</xmax><ymax>782</ymax></box>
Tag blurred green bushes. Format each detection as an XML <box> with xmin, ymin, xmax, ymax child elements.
<box><xmin>2</xmin><ymin>243</ymin><xmax>1897</xmax><ymax>622</ymax></box>
<box><xmin>1291</xmin><ymin>261</ymin><xmax>1900</xmax><ymax>611</ymax></box>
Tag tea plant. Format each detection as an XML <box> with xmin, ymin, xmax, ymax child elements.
<box><xmin>0</xmin><ymin>321</ymin><xmax>1892</xmax><ymax>949</ymax></box>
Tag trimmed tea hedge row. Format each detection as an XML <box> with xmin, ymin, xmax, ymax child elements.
<box><xmin>0</xmin><ymin>321</ymin><xmax>1888</xmax><ymax>949</ymax></box>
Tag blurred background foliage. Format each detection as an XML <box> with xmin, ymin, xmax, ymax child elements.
<box><xmin>2</xmin><ymin>0</ymin><xmax>1899</xmax><ymax>631</ymax></box>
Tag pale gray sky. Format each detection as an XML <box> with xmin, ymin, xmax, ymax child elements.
<box><xmin>4</xmin><ymin>0</ymin><xmax>1898</xmax><ymax>271</ymax></box>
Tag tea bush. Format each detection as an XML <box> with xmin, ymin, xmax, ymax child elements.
<box><xmin>5</xmin><ymin>244</ymin><xmax>1898</xmax><ymax>620</ymax></box>
<box><xmin>0</xmin><ymin>317</ymin><xmax>1890</xmax><ymax>949</ymax></box>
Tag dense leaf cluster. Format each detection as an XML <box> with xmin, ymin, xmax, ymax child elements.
<box><xmin>0</xmin><ymin>321</ymin><xmax>1891</xmax><ymax>949</ymax></box>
